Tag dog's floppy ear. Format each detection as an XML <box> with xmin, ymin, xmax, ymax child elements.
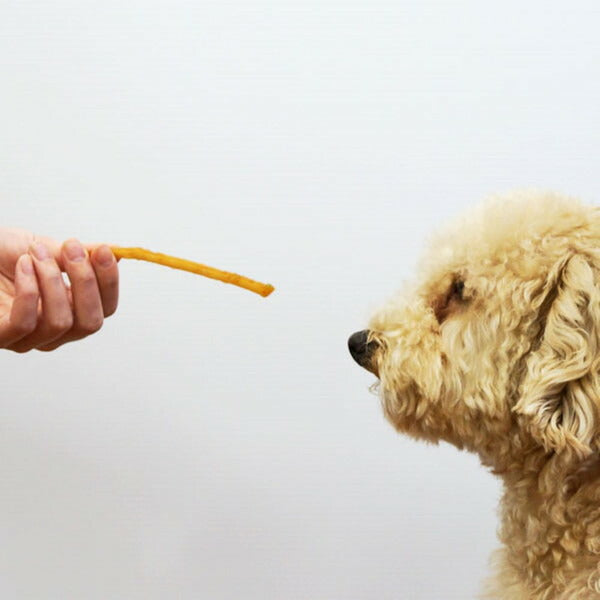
<box><xmin>514</xmin><ymin>253</ymin><xmax>600</xmax><ymax>460</ymax></box>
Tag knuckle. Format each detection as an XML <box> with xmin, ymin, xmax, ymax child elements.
<box><xmin>9</xmin><ymin>341</ymin><xmax>33</xmax><ymax>353</ymax></box>
<box><xmin>47</xmin><ymin>272</ymin><xmax>65</xmax><ymax>288</ymax></box>
<box><xmin>48</xmin><ymin>314</ymin><xmax>73</xmax><ymax>334</ymax></box>
<box><xmin>80</xmin><ymin>317</ymin><xmax>103</xmax><ymax>335</ymax></box>
<box><xmin>12</xmin><ymin>347</ymin><xmax>30</xmax><ymax>354</ymax></box>
<box><xmin>21</xmin><ymin>291</ymin><xmax>39</xmax><ymax>303</ymax></box>
<box><xmin>10</xmin><ymin>317</ymin><xmax>36</xmax><ymax>337</ymax></box>
<box><xmin>78</xmin><ymin>273</ymin><xmax>98</xmax><ymax>289</ymax></box>
<box><xmin>103</xmin><ymin>277</ymin><xmax>118</xmax><ymax>293</ymax></box>
<box><xmin>18</xmin><ymin>319</ymin><xmax>37</xmax><ymax>336</ymax></box>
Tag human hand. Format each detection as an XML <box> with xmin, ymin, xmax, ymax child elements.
<box><xmin>0</xmin><ymin>228</ymin><xmax>119</xmax><ymax>352</ymax></box>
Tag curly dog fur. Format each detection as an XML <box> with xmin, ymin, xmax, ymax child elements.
<box><xmin>351</xmin><ymin>192</ymin><xmax>600</xmax><ymax>599</ymax></box>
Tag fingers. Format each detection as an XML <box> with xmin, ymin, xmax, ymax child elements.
<box><xmin>85</xmin><ymin>243</ymin><xmax>122</xmax><ymax>263</ymax></box>
<box><xmin>10</xmin><ymin>242</ymin><xmax>75</xmax><ymax>352</ymax></box>
<box><xmin>35</xmin><ymin>240</ymin><xmax>108</xmax><ymax>352</ymax></box>
<box><xmin>0</xmin><ymin>255</ymin><xmax>40</xmax><ymax>348</ymax></box>
<box><xmin>9</xmin><ymin>240</ymin><xmax>119</xmax><ymax>353</ymax></box>
<box><xmin>31</xmin><ymin>235</ymin><xmax>69</xmax><ymax>270</ymax></box>
<box><xmin>90</xmin><ymin>245</ymin><xmax>119</xmax><ymax>317</ymax></box>
<box><xmin>61</xmin><ymin>239</ymin><xmax>104</xmax><ymax>332</ymax></box>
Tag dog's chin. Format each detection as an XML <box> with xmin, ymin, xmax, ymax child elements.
<box><xmin>385</xmin><ymin>414</ymin><xmax>445</xmax><ymax>445</ymax></box>
<box><xmin>378</xmin><ymin>384</ymin><xmax>448</xmax><ymax>444</ymax></box>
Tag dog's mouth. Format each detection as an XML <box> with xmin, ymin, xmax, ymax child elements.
<box><xmin>348</xmin><ymin>330</ymin><xmax>380</xmax><ymax>376</ymax></box>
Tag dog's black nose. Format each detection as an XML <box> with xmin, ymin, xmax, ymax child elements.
<box><xmin>348</xmin><ymin>329</ymin><xmax>379</xmax><ymax>373</ymax></box>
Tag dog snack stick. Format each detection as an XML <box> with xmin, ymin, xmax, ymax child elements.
<box><xmin>110</xmin><ymin>246</ymin><xmax>275</xmax><ymax>298</ymax></box>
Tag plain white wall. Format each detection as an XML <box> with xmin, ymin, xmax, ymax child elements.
<box><xmin>1</xmin><ymin>1</ymin><xmax>600</xmax><ymax>598</ymax></box>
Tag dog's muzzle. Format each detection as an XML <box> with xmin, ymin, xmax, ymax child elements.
<box><xmin>348</xmin><ymin>329</ymin><xmax>379</xmax><ymax>376</ymax></box>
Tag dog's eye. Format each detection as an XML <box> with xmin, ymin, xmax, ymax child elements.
<box><xmin>451</xmin><ymin>279</ymin><xmax>465</xmax><ymax>300</ymax></box>
<box><xmin>431</xmin><ymin>278</ymin><xmax>466</xmax><ymax>324</ymax></box>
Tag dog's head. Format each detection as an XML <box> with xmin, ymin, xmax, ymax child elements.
<box><xmin>350</xmin><ymin>193</ymin><xmax>600</xmax><ymax>469</ymax></box>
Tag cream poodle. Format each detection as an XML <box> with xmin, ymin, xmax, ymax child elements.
<box><xmin>348</xmin><ymin>192</ymin><xmax>600</xmax><ymax>599</ymax></box>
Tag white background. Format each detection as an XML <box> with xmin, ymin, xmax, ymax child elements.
<box><xmin>1</xmin><ymin>1</ymin><xmax>600</xmax><ymax>598</ymax></box>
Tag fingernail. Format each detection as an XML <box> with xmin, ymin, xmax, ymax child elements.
<box><xmin>20</xmin><ymin>254</ymin><xmax>34</xmax><ymax>275</ymax></box>
<box><xmin>95</xmin><ymin>245</ymin><xmax>115</xmax><ymax>267</ymax></box>
<box><xmin>64</xmin><ymin>240</ymin><xmax>85</xmax><ymax>262</ymax></box>
<box><xmin>31</xmin><ymin>242</ymin><xmax>50</xmax><ymax>261</ymax></box>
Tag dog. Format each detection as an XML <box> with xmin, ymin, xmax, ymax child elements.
<box><xmin>349</xmin><ymin>192</ymin><xmax>600</xmax><ymax>599</ymax></box>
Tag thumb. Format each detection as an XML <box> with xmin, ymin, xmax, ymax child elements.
<box><xmin>84</xmin><ymin>243</ymin><xmax>122</xmax><ymax>263</ymax></box>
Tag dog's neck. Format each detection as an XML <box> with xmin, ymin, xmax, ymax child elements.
<box><xmin>489</xmin><ymin>451</ymin><xmax>600</xmax><ymax>599</ymax></box>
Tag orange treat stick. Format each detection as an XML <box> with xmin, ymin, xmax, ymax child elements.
<box><xmin>110</xmin><ymin>246</ymin><xmax>275</xmax><ymax>298</ymax></box>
